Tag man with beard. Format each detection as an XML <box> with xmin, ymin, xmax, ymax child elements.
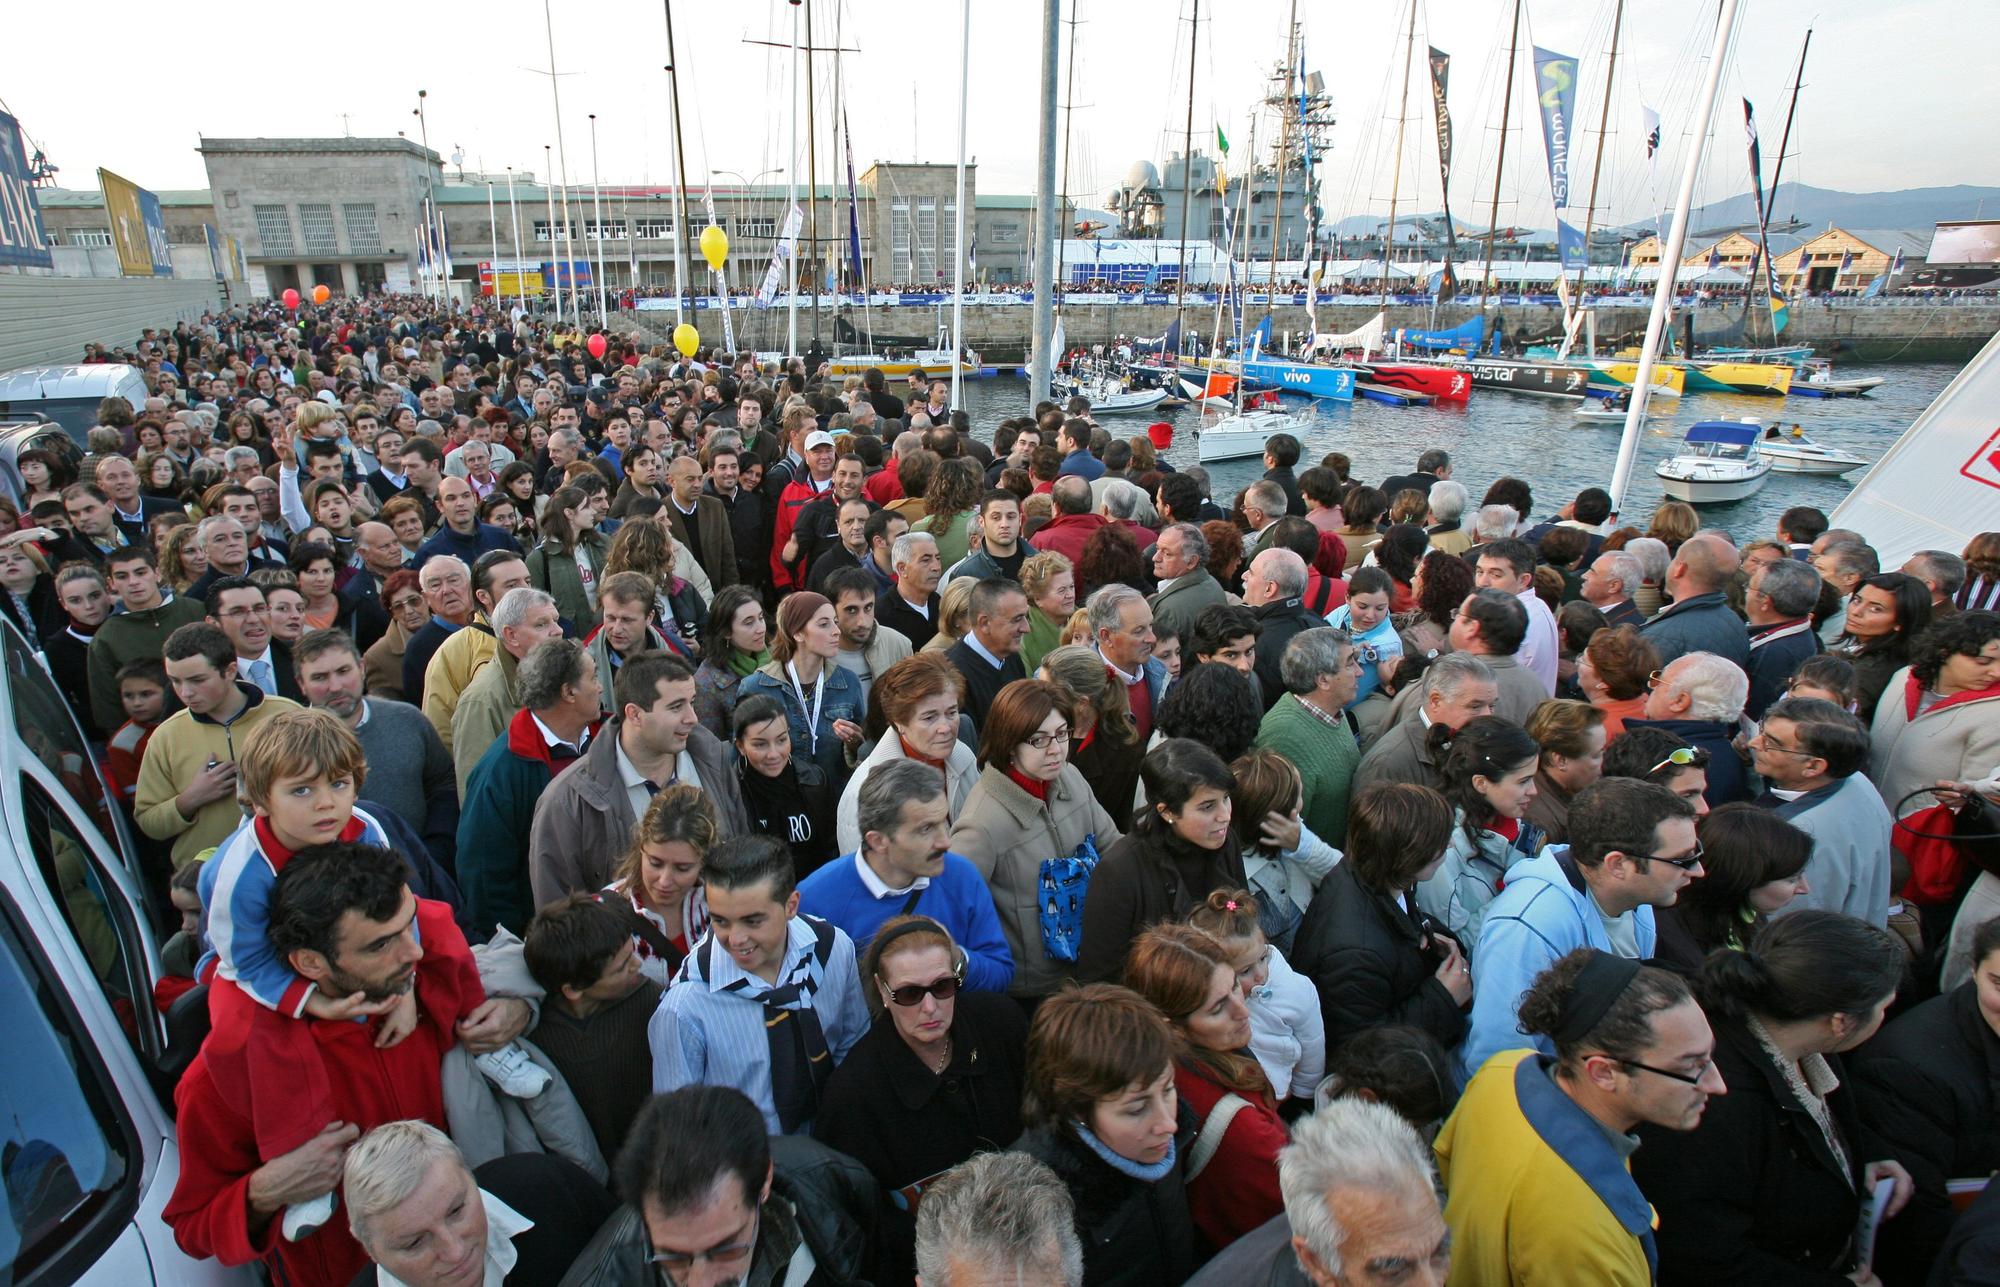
<box><xmin>786</xmin><ymin>451</ymin><xmax>871</xmax><ymax>583</ymax></box>
<box><xmin>825</xmin><ymin>566</ymin><xmax>913</xmax><ymax>707</ymax></box>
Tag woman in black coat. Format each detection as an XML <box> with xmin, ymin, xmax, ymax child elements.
<box><xmin>1011</xmin><ymin>983</ymin><xmax>1195</xmax><ymax>1287</ymax></box>
<box><xmin>1076</xmin><ymin>739</ymin><xmax>1246</xmax><ymax>985</ymax></box>
<box><xmin>1291</xmin><ymin>783</ymin><xmax>1470</xmax><ymax>1054</ymax></box>
<box><xmin>1632</xmin><ymin>911</ymin><xmax>1914</xmax><ymax>1286</ymax></box>
<box><xmin>816</xmin><ymin>916</ymin><xmax>1028</xmax><ymax>1285</ymax></box>
<box><xmin>1849</xmin><ymin>917</ymin><xmax>2000</xmax><ymax>1284</ymax></box>
<box><xmin>732</xmin><ymin>693</ymin><xmax>839</xmax><ymax>877</ymax></box>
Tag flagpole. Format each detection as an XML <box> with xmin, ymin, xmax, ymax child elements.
<box><xmin>1609</xmin><ymin>0</ymin><xmax>1743</xmax><ymax>513</ymax></box>
<box><xmin>950</xmin><ymin>0</ymin><xmax>971</xmax><ymax>409</ymax></box>
<box><xmin>544</xmin><ymin>148</ymin><xmax>561</xmax><ymax>325</ymax></box>
<box><xmin>486</xmin><ymin>181</ymin><xmax>500</xmax><ymax>311</ymax></box>
<box><xmin>787</xmin><ymin>0</ymin><xmax>800</xmax><ymax>357</ymax></box>
<box><xmin>506</xmin><ymin>167</ymin><xmax>526</xmax><ymax>319</ymax></box>
<box><xmin>1378</xmin><ymin>0</ymin><xmax>1417</xmax><ymax>306</ymax></box>
<box><xmin>589</xmin><ymin>113</ymin><xmax>609</xmax><ymax>321</ymax></box>
<box><xmin>543</xmin><ymin>0</ymin><xmax>582</xmax><ymax>324</ymax></box>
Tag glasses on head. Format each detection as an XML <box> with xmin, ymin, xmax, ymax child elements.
<box><xmin>1024</xmin><ymin>725</ymin><xmax>1072</xmax><ymax>751</ymax></box>
<box><xmin>1645</xmin><ymin>668</ymin><xmax>1666</xmax><ymax>691</ymax></box>
<box><xmin>1646</xmin><ymin>746</ymin><xmax>1697</xmax><ymax>775</ymax></box>
<box><xmin>1635</xmin><ymin>840</ymin><xmax>1705</xmax><ymax>872</ymax></box>
<box><xmin>1616</xmin><ymin>1055</ymin><xmax>1716</xmax><ymax>1087</ymax></box>
<box><xmin>881</xmin><ymin>970</ymin><xmax>963</xmax><ymax>1008</ymax></box>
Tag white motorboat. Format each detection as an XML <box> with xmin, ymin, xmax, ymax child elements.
<box><xmin>1754</xmin><ymin>425</ymin><xmax>1871</xmax><ymax>476</ymax></box>
<box><xmin>1791</xmin><ymin>360</ymin><xmax>1885</xmax><ymax>398</ymax></box>
<box><xmin>1197</xmin><ymin>408</ymin><xmax>1300</xmax><ymax>463</ymax></box>
<box><xmin>1073</xmin><ymin>380</ymin><xmax>1169</xmax><ymax>415</ymax></box>
<box><xmin>1574</xmin><ymin>404</ymin><xmax>1645</xmax><ymax>424</ymax></box>
<box><xmin>1655</xmin><ymin>419</ymin><xmax>1774</xmax><ymax>503</ymax></box>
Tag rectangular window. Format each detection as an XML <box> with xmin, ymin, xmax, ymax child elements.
<box><xmin>891</xmin><ymin>200</ymin><xmax>912</xmax><ymax>283</ymax></box>
<box><xmin>735</xmin><ymin>216</ymin><xmax>776</xmax><ymax>239</ymax></box>
<box><xmin>68</xmin><ymin>229</ymin><xmax>112</xmax><ymax>247</ymax></box>
<box><xmin>532</xmin><ymin>220</ymin><xmax>576</xmax><ymax>242</ymax></box>
<box><xmin>298</xmin><ymin>203</ymin><xmax>339</xmax><ymax>256</ymax></box>
<box><xmin>634</xmin><ymin>217</ymin><xmax>674</xmax><ymax>239</ymax></box>
<box><xmin>253</xmin><ymin>204</ymin><xmax>294</xmax><ymax>256</ymax></box>
<box><xmin>583</xmin><ymin>219</ymin><xmax>627</xmax><ymax>241</ymax></box>
<box><xmin>990</xmin><ymin>221</ymin><xmax>1021</xmax><ymax>245</ymax></box>
<box><xmin>342</xmin><ymin>203</ymin><xmax>382</xmax><ymax>254</ymax></box>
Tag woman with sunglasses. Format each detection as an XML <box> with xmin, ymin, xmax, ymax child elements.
<box><xmin>949</xmin><ymin>679</ymin><xmax>1121</xmax><ymax>1004</ymax></box>
<box><xmin>1633</xmin><ymin>911</ymin><xmax>1911</xmax><ymax>1285</ymax></box>
<box><xmin>815</xmin><ymin>915</ymin><xmax>1028</xmax><ymax>1285</ymax></box>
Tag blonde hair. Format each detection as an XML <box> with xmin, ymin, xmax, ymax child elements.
<box><xmin>238</xmin><ymin>708</ymin><xmax>367</xmax><ymax>808</ymax></box>
<box><xmin>614</xmin><ymin>785</ymin><xmax>718</xmax><ymax>890</ymax></box>
<box><xmin>343</xmin><ymin>1121</ymin><xmax>464</xmax><ymax>1245</ymax></box>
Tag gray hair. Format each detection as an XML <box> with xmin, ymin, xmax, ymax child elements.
<box><xmin>1753</xmin><ymin>556</ymin><xmax>1823</xmax><ymax>618</ymax></box>
<box><xmin>415</xmin><ymin>418</ymin><xmax>445</xmax><ymax>441</ymax></box>
<box><xmin>1819</xmin><ymin>540</ymin><xmax>1879</xmax><ymax>581</ymax></box>
<box><xmin>516</xmin><ymin>637</ymin><xmax>590</xmax><ymax>710</ymax></box>
<box><xmin>196</xmin><ymin>514</ymin><xmax>243</xmax><ymax>544</ymax></box>
<box><xmin>1243</xmin><ymin>480</ymin><xmax>1289</xmax><ymax>521</ymax></box>
<box><xmin>344</xmin><ymin>1120</ymin><xmax>467</xmax><ymax>1246</ymax></box>
<box><xmin>915</xmin><ymin>1152</ymin><xmax>1083</xmax><ymax>1287</ymax></box>
<box><xmin>418</xmin><ymin>554</ymin><xmax>470</xmax><ymax>588</ymax></box>
<box><xmin>1163</xmin><ymin>521</ymin><xmax>1209</xmax><ymax>565</ymax></box>
<box><xmin>1905</xmin><ymin>550</ymin><xmax>1967</xmax><ymax>597</ymax></box>
<box><xmin>892</xmin><ymin>430</ymin><xmax>923</xmax><ymax>458</ymax></box>
<box><xmin>223</xmin><ymin>445</ymin><xmax>262</xmax><ymax>470</ymax></box>
<box><xmin>1281</xmin><ymin>627</ymin><xmax>1354</xmax><ymax>696</ymax></box>
<box><xmin>1255</xmin><ymin>547</ymin><xmax>1309</xmax><ymax>598</ymax></box>
<box><xmin>1624</xmin><ymin>536</ymin><xmax>1671</xmax><ymax>585</ymax></box>
<box><xmin>1427</xmin><ymin>650</ymin><xmax>1496</xmax><ymax>699</ymax></box>
<box><xmin>890</xmin><ymin>529</ymin><xmax>938</xmax><ymax>571</ymax></box>
<box><xmin>1086</xmin><ymin>583</ymin><xmax>1147</xmax><ymax>637</ymax></box>
<box><xmin>1471</xmin><ymin>503</ymin><xmax>1519</xmax><ymax>541</ymax></box>
<box><xmin>1101</xmin><ymin>478</ymin><xmax>1143</xmax><ymax>521</ymax></box>
<box><xmin>1592</xmin><ymin>551</ymin><xmax>1642</xmax><ymax>598</ymax></box>
<box><xmin>491</xmin><ymin>584</ymin><xmax>557</xmax><ymax>632</ymax></box>
<box><xmin>1182</xmin><ymin>465</ymin><xmax>1212</xmax><ymax>496</ymax></box>
<box><xmin>550</xmin><ymin>425</ymin><xmax>584</xmax><ymax>450</ymax></box>
<box><xmin>1427</xmin><ymin>479</ymin><xmax>1469</xmax><ymax>523</ymax></box>
<box><xmin>1660</xmin><ymin>651</ymin><xmax>1749</xmax><ymax>722</ymax></box>
<box><xmin>858</xmin><ymin>759</ymin><xmax>948</xmax><ymax>849</ymax></box>
<box><xmin>1280</xmin><ymin>1099</ymin><xmax>1442</xmax><ymax>1278</ymax></box>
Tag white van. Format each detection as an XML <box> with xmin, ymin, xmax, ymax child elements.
<box><xmin>0</xmin><ymin>619</ymin><xmax>252</xmax><ymax>1284</ymax></box>
<box><xmin>0</xmin><ymin>364</ymin><xmax>151</xmax><ymax>447</ymax></box>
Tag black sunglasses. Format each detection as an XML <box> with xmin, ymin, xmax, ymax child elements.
<box><xmin>1637</xmin><ymin>841</ymin><xmax>1706</xmax><ymax>872</ymax></box>
<box><xmin>882</xmin><ymin>971</ymin><xmax>963</xmax><ymax>1007</ymax></box>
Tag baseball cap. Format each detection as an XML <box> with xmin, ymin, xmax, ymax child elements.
<box><xmin>804</xmin><ymin>430</ymin><xmax>835</xmax><ymax>450</ymax></box>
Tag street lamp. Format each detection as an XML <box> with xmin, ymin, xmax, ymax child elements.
<box><xmin>711</xmin><ymin>168</ymin><xmax>784</xmax><ymax>250</ymax></box>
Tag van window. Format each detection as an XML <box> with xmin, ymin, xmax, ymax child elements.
<box><xmin>0</xmin><ymin>900</ymin><xmax>136</xmax><ymax>1279</ymax></box>
<box><xmin>20</xmin><ymin>776</ymin><xmax>151</xmax><ymax>1064</ymax></box>
<box><xmin>2</xmin><ymin>623</ymin><xmax>127</xmax><ymax>855</ymax></box>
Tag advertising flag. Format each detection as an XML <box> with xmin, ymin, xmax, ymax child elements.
<box><xmin>1216</xmin><ymin>124</ymin><xmax>1231</xmax><ymax>199</ymax></box>
<box><xmin>204</xmin><ymin>225</ymin><xmax>227</xmax><ymax>281</ymax></box>
<box><xmin>101</xmin><ymin>167</ymin><xmax>173</xmax><ymax>277</ymax></box>
<box><xmin>1427</xmin><ymin>46</ymin><xmax>1459</xmax><ymax>285</ymax></box>
<box><xmin>0</xmin><ymin>111</ymin><xmax>53</xmax><ymax>268</ymax></box>
<box><xmin>1532</xmin><ymin>47</ymin><xmax>1586</xmax><ymax>271</ymax></box>
<box><xmin>842</xmin><ymin>103</ymin><xmax>866</xmax><ymax>291</ymax></box>
<box><xmin>756</xmin><ymin>203</ymin><xmax>804</xmax><ymax>307</ymax></box>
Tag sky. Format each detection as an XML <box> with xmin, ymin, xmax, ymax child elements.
<box><xmin>9</xmin><ymin>0</ymin><xmax>1995</xmax><ymax>237</ymax></box>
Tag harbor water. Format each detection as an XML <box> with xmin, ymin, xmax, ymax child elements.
<box><xmin>955</xmin><ymin>361</ymin><xmax>1965</xmax><ymax>539</ymax></box>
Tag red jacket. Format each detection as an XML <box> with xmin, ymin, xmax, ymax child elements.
<box><xmin>1028</xmin><ymin>513</ymin><xmax>1110</xmax><ymax>568</ymax></box>
<box><xmin>1175</xmin><ymin>1063</ymin><xmax>1289</xmax><ymax>1251</ymax></box>
<box><xmin>164</xmin><ymin>899</ymin><xmax>482</xmax><ymax>1287</ymax></box>
<box><xmin>863</xmin><ymin>469</ymin><xmax>905</xmax><ymax>505</ymax></box>
<box><xmin>770</xmin><ymin>476</ymin><xmax>833</xmax><ymax>589</ymax></box>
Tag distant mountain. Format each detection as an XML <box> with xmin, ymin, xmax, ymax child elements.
<box><xmin>1661</xmin><ymin>183</ymin><xmax>2000</xmax><ymax>237</ymax></box>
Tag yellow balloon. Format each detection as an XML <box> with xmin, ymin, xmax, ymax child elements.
<box><xmin>673</xmin><ymin>323</ymin><xmax>700</xmax><ymax>357</ymax></box>
<box><xmin>699</xmin><ymin>224</ymin><xmax>730</xmax><ymax>272</ymax></box>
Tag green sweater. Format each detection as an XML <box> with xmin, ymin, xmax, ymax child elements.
<box><xmin>1021</xmin><ymin>605</ymin><xmax>1067</xmax><ymax>675</ymax></box>
<box><xmin>1257</xmin><ymin>693</ymin><xmax>1362</xmax><ymax>847</ymax></box>
<box><xmin>87</xmin><ymin>596</ymin><xmax>208</xmax><ymax>731</ymax></box>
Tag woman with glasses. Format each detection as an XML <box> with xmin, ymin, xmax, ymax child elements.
<box><xmin>1830</xmin><ymin>571</ymin><xmax>1933</xmax><ymax>723</ymax></box>
<box><xmin>815</xmin><ymin>915</ymin><xmax>1029</xmax><ymax>1284</ymax></box>
<box><xmin>838</xmin><ymin>651</ymin><xmax>976</xmax><ymax>854</ymax></box>
<box><xmin>949</xmin><ymin>679</ymin><xmax>1121</xmax><ymax>1004</ymax></box>
<box><xmin>1122</xmin><ymin>923</ymin><xmax>1289</xmax><ymax>1254</ymax></box>
<box><xmin>1295</xmin><ymin>783</ymin><xmax>1472</xmax><ymax>1055</ymax></box>
<box><xmin>1188</xmin><ymin>889</ymin><xmax>1326</xmax><ymax>1109</ymax></box>
<box><xmin>360</xmin><ymin>569</ymin><xmax>428</xmax><ymax>703</ymax></box>
<box><xmin>1633</xmin><ymin>911</ymin><xmax>1911</xmax><ymax>1285</ymax></box>
<box><xmin>1650</xmin><ymin>804</ymin><xmax>1813</xmax><ymax>975</ymax></box>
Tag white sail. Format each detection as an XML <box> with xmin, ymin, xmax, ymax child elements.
<box><xmin>1309</xmin><ymin>311</ymin><xmax>1385</xmax><ymax>357</ymax></box>
<box><xmin>1830</xmin><ymin>328</ymin><xmax>2000</xmax><ymax>567</ymax></box>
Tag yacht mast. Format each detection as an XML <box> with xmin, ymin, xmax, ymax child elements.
<box><xmin>1172</xmin><ymin>0</ymin><xmax>1199</xmax><ymax>355</ymax></box>
<box><xmin>1478</xmin><ymin>0</ymin><xmax>1522</xmax><ymax>309</ymax></box>
<box><xmin>1264</xmin><ymin>4</ymin><xmax>1300</xmax><ymax>330</ymax></box>
<box><xmin>1571</xmin><ymin>0</ymin><xmax>1625</xmax><ymax>307</ymax></box>
<box><xmin>1378</xmin><ymin>0</ymin><xmax>1419</xmax><ymax>306</ymax></box>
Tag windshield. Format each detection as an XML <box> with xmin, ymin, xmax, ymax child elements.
<box><xmin>0</xmin><ymin>398</ymin><xmax>97</xmax><ymax>446</ymax></box>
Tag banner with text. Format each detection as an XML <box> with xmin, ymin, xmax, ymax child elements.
<box><xmin>1532</xmin><ymin>47</ymin><xmax>1586</xmax><ymax>272</ymax></box>
<box><xmin>100</xmin><ymin>167</ymin><xmax>173</xmax><ymax>277</ymax></box>
<box><xmin>0</xmin><ymin>111</ymin><xmax>53</xmax><ymax>268</ymax></box>
<box><xmin>756</xmin><ymin>204</ymin><xmax>804</xmax><ymax>307</ymax></box>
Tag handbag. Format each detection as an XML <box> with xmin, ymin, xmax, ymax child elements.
<box><xmin>1037</xmin><ymin>834</ymin><xmax>1101</xmax><ymax>963</ymax></box>
<box><xmin>1892</xmin><ymin>787</ymin><xmax>2000</xmax><ymax>904</ymax></box>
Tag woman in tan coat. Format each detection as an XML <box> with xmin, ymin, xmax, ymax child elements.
<box><xmin>361</xmin><ymin>569</ymin><xmax>427</xmax><ymax>702</ymax></box>
<box><xmin>948</xmin><ymin>679</ymin><xmax>1121</xmax><ymax>1002</ymax></box>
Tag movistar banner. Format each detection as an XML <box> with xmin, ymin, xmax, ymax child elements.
<box><xmin>1533</xmin><ymin>47</ymin><xmax>1586</xmax><ymax>272</ymax></box>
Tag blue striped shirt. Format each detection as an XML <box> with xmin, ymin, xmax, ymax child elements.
<box><xmin>647</xmin><ymin>915</ymin><xmax>869</xmax><ymax>1133</ymax></box>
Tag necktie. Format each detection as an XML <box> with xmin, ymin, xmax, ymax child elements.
<box><xmin>644</xmin><ymin>768</ymin><xmax>680</xmax><ymax>796</ymax></box>
<box><xmin>249</xmin><ymin>659</ymin><xmax>274</xmax><ymax>694</ymax></box>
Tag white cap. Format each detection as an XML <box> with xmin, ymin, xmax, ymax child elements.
<box><xmin>804</xmin><ymin>430</ymin><xmax>835</xmax><ymax>450</ymax></box>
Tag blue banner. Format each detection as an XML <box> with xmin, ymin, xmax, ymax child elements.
<box><xmin>1533</xmin><ymin>47</ymin><xmax>1585</xmax><ymax>271</ymax></box>
<box><xmin>137</xmin><ymin>187</ymin><xmax>174</xmax><ymax>276</ymax></box>
<box><xmin>1399</xmin><ymin>316</ymin><xmax>1488</xmax><ymax>350</ymax></box>
<box><xmin>204</xmin><ymin>225</ymin><xmax>227</xmax><ymax>281</ymax></box>
<box><xmin>0</xmin><ymin>112</ymin><xmax>52</xmax><ymax>268</ymax></box>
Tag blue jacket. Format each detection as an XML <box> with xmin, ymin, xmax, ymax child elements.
<box><xmin>1745</xmin><ymin>620</ymin><xmax>1820</xmax><ymax>720</ymax></box>
<box><xmin>737</xmin><ymin>659</ymin><xmax>866</xmax><ymax>791</ymax></box>
<box><xmin>1621</xmin><ymin>717</ymin><xmax>1753</xmax><ymax>807</ymax></box>
<box><xmin>1056</xmin><ymin>449</ymin><xmax>1104</xmax><ymax>481</ymax></box>
<box><xmin>1638</xmin><ymin>591</ymin><xmax>1750</xmax><ymax>669</ymax></box>
<box><xmin>1461</xmin><ymin>846</ymin><xmax>1657</xmax><ymax>1082</ymax></box>
<box><xmin>796</xmin><ymin>852</ymin><xmax>1015</xmax><ymax>993</ymax></box>
<box><xmin>413</xmin><ymin>521</ymin><xmax>520</xmax><ymax>570</ymax></box>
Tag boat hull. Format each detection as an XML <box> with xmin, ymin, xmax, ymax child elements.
<box><xmin>1685</xmin><ymin>361</ymin><xmax>1795</xmax><ymax>396</ymax></box>
<box><xmin>1239</xmin><ymin>358</ymin><xmax>1357</xmax><ymax>401</ymax></box>
<box><xmin>1585</xmin><ymin>361</ymin><xmax>1688</xmax><ymax>396</ymax></box>
<box><xmin>1574</xmin><ymin>407</ymin><xmax>1645</xmax><ymax>424</ymax></box>
<box><xmin>1197</xmin><ymin>411</ymin><xmax>1298</xmax><ymax>463</ymax></box>
<box><xmin>826</xmin><ymin>351</ymin><xmax>977</xmax><ymax>378</ymax></box>
<box><xmin>1356</xmin><ymin>363</ymin><xmax>1471</xmax><ymax>402</ymax></box>
<box><xmin>1757</xmin><ymin>447</ymin><xmax>1869</xmax><ymax>476</ymax></box>
<box><xmin>1454</xmin><ymin>359</ymin><xmax>1594</xmax><ymax>399</ymax></box>
<box><xmin>1790</xmin><ymin>376</ymin><xmax>1883</xmax><ymax>398</ymax></box>
<box><xmin>1655</xmin><ymin>460</ymin><xmax>1774</xmax><ymax>503</ymax></box>
<box><xmin>1086</xmin><ymin>387</ymin><xmax>1170</xmax><ymax>415</ymax></box>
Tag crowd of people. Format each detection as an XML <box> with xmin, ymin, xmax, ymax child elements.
<box><xmin>26</xmin><ymin>292</ymin><xmax>2000</xmax><ymax>1286</ymax></box>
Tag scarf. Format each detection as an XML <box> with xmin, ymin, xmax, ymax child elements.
<box><xmin>899</xmin><ymin>735</ymin><xmax>949</xmax><ymax>771</ymax></box>
<box><xmin>1071</xmin><ymin>1120</ymin><xmax>1177</xmax><ymax>1182</ymax></box>
<box><xmin>700</xmin><ymin>918</ymin><xmax>837</xmax><ymax>1133</ymax></box>
<box><xmin>729</xmin><ymin>646</ymin><xmax>770</xmax><ymax>678</ymax></box>
<box><xmin>1006</xmin><ymin>766</ymin><xmax>1051</xmax><ymax>802</ymax></box>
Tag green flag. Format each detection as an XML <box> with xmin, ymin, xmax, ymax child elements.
<box><xmin>1216</xmin><ymin>124</ymin><xmax>1230</xmax><ymax>155</ymax></box>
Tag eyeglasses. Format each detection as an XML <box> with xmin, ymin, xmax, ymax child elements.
<box><xmin>1635</xmin><ymin>841</ymin><xmax>1706</xmax><ymax>872</ymax></box>
<box><xmin>1645</xmin><ymin>668</ymin><xmax>1666</xmax><ymax>691</ymax></box>
<box><xmin>1024</xmin><ymin>726</ymin><xmax>1072</xmax><ymax>751</ymax></box>
<box><xmin>1646</xmin><ymin>747</ymin><xmax>1697</xmax><ymax>775</ymax></box>
<box><xmin>649</xmin><ymin>1211</ymin><xmax>759</xmax><ymax>1283</ymax></box>
<box><xmin>881</xmin><ymin>971</ymin><xmax>963</xmax><ymax>1007</ymax></box>
<box><xmin>1752</xmin><ymin>730</ymin><xmax>1817</xmax><ymax>758</ymax></box>
<box><xmin>1616</xmin><ymin>1055</ymin><xmax>1716</xmax><ymax>1087</ymax></box>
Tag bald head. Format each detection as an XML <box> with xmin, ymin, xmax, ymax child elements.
<box><xmin>1245</xmin><ymin>547</ymin><xmax>1308</xmax><ymax>606</ymax></box>
<box><xmin>1671</xmin><ymin>533</ymin><xmax>1739</xmax><ymax>594</ymax></box>
<box><xmin>1051</xmin><ymin>476</ymin><xmax>1092</xmax><ymax>516</ymax></box>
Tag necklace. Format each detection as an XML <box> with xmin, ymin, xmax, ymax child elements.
<box><xmin>928</xmin><ymin>1037</ymin><xmax>953</xmax><ymax>1075</ymax></box>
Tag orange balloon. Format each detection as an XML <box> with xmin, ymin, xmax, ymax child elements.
<box><xmin>312</xmin><ymin>284</ymin><xmax>331</xmax><ymax>304</ymax></box>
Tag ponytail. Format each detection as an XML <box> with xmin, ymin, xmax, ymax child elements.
<box><xmin>1697</xmin><ymin>909</ymin><xmax>1904</xmax><ymax>1025</ymax></box>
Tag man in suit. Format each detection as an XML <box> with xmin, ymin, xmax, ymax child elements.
<box><xmin>94</xmin><ymin>455</ymin><xmax>183</xmax><ymax>549</ymax></box>
<box><xmin>946</xmin><ymin>579</ymin><xmax>1031</xmax><ymax>727</ymax></box>
<box><xmin>1378</xmin><ymin>449</ymin><xmax>1450</xmax><ymax>507</ymax></box>
<box><xmin>1243</xmin><ymin>480</ymin><xmax>1291</xmax><ymax>561</ymax></box>
<box><xmin>205</xmin><ymin>576</ymin><xmax>303</xmax><ymax>703</ymax></box>
<box><xmin>658</xmin><ymin>453</ymin><xmax>738</xmax><ymax>591</ymax></box>
<box><xmin>1580</xmin><ymin>551</ymin><xmax>1646</xmax><ymax>629</ymax></box>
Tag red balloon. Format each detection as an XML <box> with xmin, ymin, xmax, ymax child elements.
<box><xmin>586</xmin><ymin>333</ymin><xmax>608</xmax><ymax>359</ymax></box>
<box><xmin>282</xmin><ymin>288</ymin><xmax>300</xmax><ymax>309</ymax></box>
